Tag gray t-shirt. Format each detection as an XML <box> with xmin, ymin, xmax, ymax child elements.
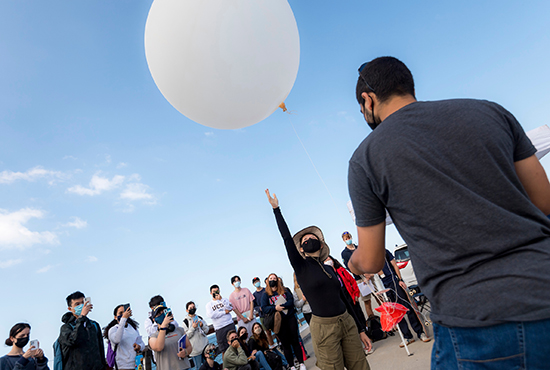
<box><xmin>151</xmin><ymin>326</ymin><xmax>190</xmax><ymax>370</ymax></box>
<box><xmin>348</xmin><ymin>98</ymin><xmax>550</xmax><ymax>327</ymax></box>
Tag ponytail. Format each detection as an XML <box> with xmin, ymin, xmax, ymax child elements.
<box><xmin>6</xmin><ymin>323</ymin><xmax>30</xmax><ymax>346</ymax></box>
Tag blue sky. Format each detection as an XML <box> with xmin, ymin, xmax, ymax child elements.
<box><xmin>2</xmin><ymin>0</ymin><xmax>550</xmax><ymax>359</ymax></box>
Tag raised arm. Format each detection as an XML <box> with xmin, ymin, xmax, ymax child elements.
<box><xmin>265</xmin><ymin>189</ymin><xmax>305</xmax><ymax>270</ymax></box>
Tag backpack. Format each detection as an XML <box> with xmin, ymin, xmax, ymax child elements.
<box><xmin>366</xmin><ymin>316</ymin><xmax>387</xmax><ymax>342</ymax></box>
<box><xmin>53</xmin><ymin>322</ymin><xmax>75</xmax><ymax>370</ymax></box>
<box><xmin>264</xmin><ymin>350</ymin><xmax>283</xmax><ymax>370</ymax></box>
<box><xmin>106</xmin><ymin>341</ymin><xmax>119</xmax><ymax>369</ymax></box>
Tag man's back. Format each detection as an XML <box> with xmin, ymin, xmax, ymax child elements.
<box><xmin>349</xmin><ymin>98</ymin><xmax>550</xmax><ymax>327</ymax></box>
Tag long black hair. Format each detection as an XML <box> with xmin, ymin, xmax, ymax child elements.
<box><xmin>103</xmin><ymin>304</ymin><xmax>139</xmax><ymax>339</ymax></box>
<box><xmin>5</xmin><ymin>323</ymin><xmax>30</xmax><ymax>346</ymax></box>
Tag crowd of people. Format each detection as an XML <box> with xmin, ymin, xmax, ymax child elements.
<box><xmin>2</xmin><ymin>225</ymin><xmax>399</xmax><ymax>370</ymax></box>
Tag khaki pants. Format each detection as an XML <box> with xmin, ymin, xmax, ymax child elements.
<box><xmin>310</xmin><ymin>311</ymin><xmax>370</xmax><ymax>370</ymax></box>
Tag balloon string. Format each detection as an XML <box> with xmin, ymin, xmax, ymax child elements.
<box><xmin>286</xmin><ymin>114</ymin><xmax>347</xmax><ymax>226</ymax></box>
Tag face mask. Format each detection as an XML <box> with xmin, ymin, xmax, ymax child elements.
<box><xmin>117</xmin><ymin>315</ymin><xmax>123</xmax><ymax>322</ymax></box>
<box><xmin>345</xmin><ymin>239</ymin><xmax>353</xmax><ymax>245</ymax></box>
<box><xmin>254</xmin><ymin>281</ymin><xmax>261</xmax><ymax>288</ymax></box>
<box><xmin>324</xmin><ymin>260</ymin><xmax>334</xmax><ymax>267</ymax></box>
<box><xmin>15</xmin><ymin>337</ymin><xmax>29</xmax><ymax>349</ymax></box>
<box><xmin>240</xmin><ymin>332</ymin><xmax>248</xmax><ymax>341</ymax></box>
<box><xmin>254</xmin><ymin>327</ymin><xmax>262</xmax><ymax>335</ymax></box>
<box><xmin>233</xmin><ymin>281</ymin><xmax>241</xmax><ymax>288</ymax></box>
<box><xmin>268</xmin><ymin>280</ymin><xmax>277</xmax><ymax>288</ymax></box>
<box><xmin>73</xmin><ymin>303</ymin><xmax>84</xmax><ymax>316</ymax></box>
<box><xmin>212</xmin><ymin>290</ymin><xmax>220</xmax><ymax>298</ymax></box>
<box><xmin>302</xmin><ymin>238</ymin><xmax>321</xmax><ymax>253</ymax></box>
<box><xmin>154</xmin><ymin>312</ymin><xmax>166</xmax><ymax>325</ymax></box>
<box><xmin>206</xmin><ymin>350</ymin><xmax>216</xmax><ymax>359</ymax></box>
<box><xmin>188</xmin><ymin>308</ymin><xmax>196</xmax><ymax>315</ymax></box>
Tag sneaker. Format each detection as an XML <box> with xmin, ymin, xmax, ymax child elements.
<box><xmin>290</xmin><ymin>367</ymin><xmax>296</xmax><ymax>370</ymax></box>
<box><xmin>299</xmin><ymin>364</ymin><xmax>307</xmax><ymax>370</ymax></box>
<box><xmin>399</xmin><ymin>338</ymin><xmax>415</xmax><ymax>348</ymax></box>
<box><xmin>364</xmin><ymin>346</ymin><xmax>375</xmax><ymax>356</ymax></box>
<box><xmin>420</xmin><ymin>333</ymin><xmax>432</xmax><ymax>343</ymax></box>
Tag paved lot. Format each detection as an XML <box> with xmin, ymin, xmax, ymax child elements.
<box><xmin>301</xmin><ymin>317</ymin><xmax>434</xmax><ymax>370</ymax></box>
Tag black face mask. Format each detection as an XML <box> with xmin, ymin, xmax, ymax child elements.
<box><xmin>188</xmin><ymin>308</ymin><xmax>196</xmax><ymax>315</ymax></box>
<box><xmin>268</xmin><ymin>280</ymin><xmax>278</xmax><ymax>288</ymax></box>
<box><xmin>301</xmin><ymin>238</ymin><xmax>321</xmax><ymax>253</ymax></box>
<box><xmin>240</xmin><ymin>333</ymin><xmax>248</xmax><ymax>341</ymax></box>
<box><xmin>15</xmin><ymin>337</ymin><xmax>29</xmax><ymax>348</ymax></box>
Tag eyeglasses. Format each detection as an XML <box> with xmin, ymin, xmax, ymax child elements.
<box><xmin>358</xmin><ymin>62</ymin><xmax>375</xmax><ymax>93</ymax></box>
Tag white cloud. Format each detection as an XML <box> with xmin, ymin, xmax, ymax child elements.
<box><xmin>36</xmin><ymin>265</ymin><xmax>53</xmax><ymax>274</ymax></box>
<box><xmin>62</xmin><ymin>217</ymin><xmax>87</xmax><ymax>229</ymax></box>
<box><xmin>0</xmin><ymin>208</ymin><xmax>58</xmax><ymax>250</ymax></box>
<box><xmin>205</xmin><ymin>132</ymin><xmax>214</xmax><ymax>136</ymax></box>
<box><xmin>67</xmin><ymin>173</ymin><xmax>125</xmax><ymax>196</ymax></box>
<box><xmin>120</xmin><ymin>183</ymin><xmax>155</xmax><ymax>202</ymax></box>
<box><xmin>63</xmin><ymin>155</ymin><xmax>77</xmax><ymax>160</ymax></box>
<box><xmin>86</xmin><ymin>256</ymin><xmax>98</xmax><ymax>263</ymax></box>
<box><xmin>0</xmin><ymin>259</ymin><xmax>23</xmax><ymax>269</ymax></box>
<box><xmin>0</xmin><ymin>166</ymin><xmax>67</xmax><ymax>185</ymax></box>
<box><xmin>117</xmin><ymin>162</ymin><xmax>128</xmax><ymax>169</ymax></box>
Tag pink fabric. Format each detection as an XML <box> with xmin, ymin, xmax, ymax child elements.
<box><xmin>229</xmin><ymin>288</ymin><xmax>254</xmax><ymax>314</ymax></box>
<box><xmin>375</xmin><ymin>302</ymin><xmax>408</xmax><ymax>331</ymax></box>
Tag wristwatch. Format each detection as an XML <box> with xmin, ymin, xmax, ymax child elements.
<box><xmin>159</xmin><ymin>327</ymin><xmax>168</xmax><ymax>331</ymax></box>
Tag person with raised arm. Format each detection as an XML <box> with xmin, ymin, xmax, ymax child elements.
<box><xmin>265</xmin><ymin>189</ymin><xmax>371</xmax><ymax>370</ymax></box>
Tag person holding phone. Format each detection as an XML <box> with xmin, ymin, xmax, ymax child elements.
<box><xmin>104</xmin><ymin>304</ymin><xmax>146</xmax><ymax>370</ymax></box>
<box><xmin>0</xmin><ymin>323</ymin><xmax>49</xmax><ymax>370</ymax></box>
<box><xmin>149</xmin><ymin>305</ymin><xmax>193</xmax><ymax>370</ymax></box>
<box><xmin>58</xmin><ymin>291</ymin><xmax>106</xmax><ymax>370</ymax></box>
<box><xmin>182</xmin><ymin>301</ymin><xmax>209</xmax><ymax>370</ymax></box>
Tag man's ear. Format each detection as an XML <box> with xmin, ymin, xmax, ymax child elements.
<box><xmin>361</xmin><ymin>92</ymin><xmax>374</xmax><ymax>111</ymax></box>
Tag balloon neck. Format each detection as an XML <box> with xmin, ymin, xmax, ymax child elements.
<box><xmin>279</xmin><ymin>102</ymin><xmax>288</xmax><ymax>112</ymax></box>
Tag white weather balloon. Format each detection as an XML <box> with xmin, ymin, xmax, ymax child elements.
<box><xmin>144</xmin><ymin>0</ymin><xmax>300</xmax><ymax>130</ymax></box>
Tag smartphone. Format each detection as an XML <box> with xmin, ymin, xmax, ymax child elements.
<box><xmin>30</xmin><ymin>340</ymin><xmax>39</xmax><ymax>350</ymax></box>
<box><xmin>165</xmin><ymin>307</ymin><xmax>173</xmax><ymax>317</ymax></box>
<box><xmin>123</xmin><ymin>303</ymin><xmax>130</xmax><ymax>312</ymax></box>
<box><xmin>84</xmin><ymin>297</ymin><xmax>92</xmax><ymax>305</ymax></box>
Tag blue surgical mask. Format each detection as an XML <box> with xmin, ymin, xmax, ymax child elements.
<box><xmin>345</xmin><ymin>239</ymin><xmax>353</xmax><ymax>245</ymax></box>
<box><xmin>73</xmin><ymin>303</ymin><xmax>84</xmax><ymax>316</ymax></box>
<box><xmin>254</xmin><ymin>282</ymin><xmax>261</xmax><ymax>288</ymax></box>
<box><xmin>154</xmin><ymin>313</ymin><xmax>166</xmax><ymax>325</ymax></box>
<box><xmin>234</xmin><ymin>281</ymin><xmax>241</xmax><ymax>288</ymax></box>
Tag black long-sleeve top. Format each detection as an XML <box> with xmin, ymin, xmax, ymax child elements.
<box><xmin>274</xmin><ymin>207</ymin><xmax>347</xmax><ymax>318</ymax></box>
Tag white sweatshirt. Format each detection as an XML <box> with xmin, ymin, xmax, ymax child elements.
<box><xmin>205</xmin><ymin>298</ymin><xmax>234</xmax><ymax>330</ymax></box>
<box><xmin>108</xmin><ymin>318</ymin><xmax>146</xmax><ymax>369</ymax></box>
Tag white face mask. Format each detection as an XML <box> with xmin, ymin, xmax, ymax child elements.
<box><xmin>324</xmin><ymin>260</ymin><xmax>334</xmax><ymax>267</ymax></box>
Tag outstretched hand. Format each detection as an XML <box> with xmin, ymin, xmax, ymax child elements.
<box><xmin>265</xmin><ymin>189</ymin><xmax>279</xmax><ymax>209</ymax></box>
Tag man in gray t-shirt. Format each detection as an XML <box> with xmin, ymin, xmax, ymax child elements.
<box><xmin>348</xmin><ymin>57</ymin><xmax>550</xmax><ymax>368</ymax></box>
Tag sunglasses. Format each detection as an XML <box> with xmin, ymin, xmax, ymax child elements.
<box><xmin>358</xmin><ymin>62</ymin><xmax>376</xmax><ymax>93</ymax></box>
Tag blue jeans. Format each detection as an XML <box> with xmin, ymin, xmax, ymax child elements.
<box><xmin>431</xmin><ymin>318</ymin><xmax>550</xmax><ymax>370</ymax></box>
<box><xmin>274</xmin><ymin>349</ymin><xmax>288</xmax><ymax>366</ymax></box>
<box><xmin>190</xmin><ymin>354</ymin><xmax>205</xmax><ymax>370</ymax></box>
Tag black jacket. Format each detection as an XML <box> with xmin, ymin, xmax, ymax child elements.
<box><xmin>58</xmin><ymin>312</ymin><xmax>106</xmax><ymax>370</ymax></box>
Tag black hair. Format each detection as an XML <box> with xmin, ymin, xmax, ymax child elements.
<box><xmin>328</xmin><ymin>255</ymin><xmax>344</xmax><ymax>270</ymax></box>
<box><xmin>230</xmin><ymin>275</ymin><xmax>240</xmax><ymax>284</ymax></box>
<box><xmin>252</xmin><ymin>277</ymin><xmax>260</xmax><ymax>283</ymax></box>
<box><xmin>103</xmin><ymin>304</ymin><xmax>139</xmax><ymax>339</ymax></box>
<box><xmin>226</xmin><ymin>329</ymin><xmax>237</xmax><ymax>342</ymax></box>
<box><xmin>66</xmin><ymin>291</ymin><xmax>85</xmax><ymax>307</ymax></box>
<box><xmin>186</xmin><ymin>301</ymin><xmax>195</xmax><ymax>310</ymax></box>
<box><xmin>5</xmin><ymin>323</ymin><xmax>30</xmax><ymax>346</ymax></box>
<box><xmin>210</xmin><ymin>284</ymin><xmax>219</xmax><ymax>293</ymax></box>
<box><xmin>251</xmin><ymin>322</ymin><xmax>269</xmax><ymax>350</ymax></box>
<box><xmin>356</xmin><ymin>56</ymin><xmax>415</xmax><ymax>105</ymax></box>
<box><xmin>149</xmin><ymin>295</ymin><xmax>164</xmax><ymax>308</ymax></box>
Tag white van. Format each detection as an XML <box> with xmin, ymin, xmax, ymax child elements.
<box><xmin>394</xmin><ymin>244</ymin><xmax>418</xmax><ymax>287</ymax></box>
